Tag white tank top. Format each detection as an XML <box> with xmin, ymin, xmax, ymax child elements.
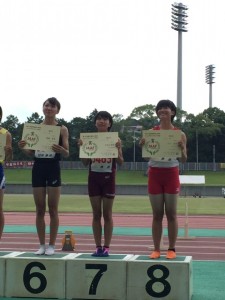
<box><xmin>148</xmin><ymin>159</ymin><xmax>179</xmax><ymax>168</ymax></box>
<box><xmin>148</xmin><ymin>125</ymin><xmax>180</xmax><ymax>168</ymax></box>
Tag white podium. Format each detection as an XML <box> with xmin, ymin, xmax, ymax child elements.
<box><xmin>0</xmin><ymin>251</ymin><xmax>193</xmax><ymax>299</ymax></box>
<box><xmin>0</xmin><ymin>252</ymin><xmax>10</xmax><ymax>297</ymax></box>
<box><xmin>127</xmin><ymin>255</ymin><xmax>193</xmax><ymax>300</ymax></box>
<box><xmin>66</xmin><ymin>253</ymin><xmax>133</xmax><ymax>300</ymax></box>
<box><xmin>5</xmin><ymin>252</ymin><xmax>66</xmax><ymax>299</ymax></box>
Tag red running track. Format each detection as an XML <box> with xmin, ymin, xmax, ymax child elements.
<box><xmin>1</xmin><ymin>212</ymin><xmax>225</xmax><ymax>261</ymax></box>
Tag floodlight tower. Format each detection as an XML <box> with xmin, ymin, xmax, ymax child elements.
<box><xmin>171</xmin><ymin>2</ymin><xmax>188</xmax><ymax>110</ymax></box>
<box><xmin>205</xmin><ymin>64</ymin><xmax>215</xmax><ymax>108</ymax></box>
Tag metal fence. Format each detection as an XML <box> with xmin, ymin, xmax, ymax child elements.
<box><xmin>60</xmin><ymin>161</ymin><xmax>223</xmax><ymax>172</ymax></box>
<box><xmin>5</xmin><ymin>161</ymin><xmax>224</xmax><ymax>172</ymax></box>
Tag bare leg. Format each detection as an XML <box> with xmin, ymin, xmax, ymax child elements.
<box><xmin>48</xmin><ymin>186</ymin><xmax>60</xmax><ymax>246</ymax></box>
<box><xmin>165</xmin><ymin>193</ymin><xmax>178</xmax><ymax>249</ymax></box>
<box><xmin>0</xmin><ymin>189</ymin><xmax>4</xmax><ymax>239</ymax></box>
<box><xmin>33</xmin><ymin>187</ymin><xmax>47</xmax><ymax>245</ymax></box>
<box><xmin>149</xmin><ymin>194</ymin><xmax>164</xmax><ymax>251</ymax></box>
<box><xmin>90</xmin><ymin>196</ymin><xmax>102</xmax><ymax>246</ymax></box>
<box><xmin>102</xmin><ymin>197</ymin><xmax>114</xmax><ymax>247</ymax></box>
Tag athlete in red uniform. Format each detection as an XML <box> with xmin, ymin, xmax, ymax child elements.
<box><xmin>140</xmin><ymin>100</ymin><xmax>187</xmax><ymax>259</ymax></box>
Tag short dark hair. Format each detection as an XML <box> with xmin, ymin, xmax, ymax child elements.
<box><xmin>94</xmin><ymin>111</ymin><xmax>113</xmax><ymax>131</ymax></box>
<box><xmin>155</xmin><ymin>99</ymin><xmax>177</xmax><ymax>122</ymax></box>
<box><xmin>43</xmin><ymin>97</ymin><xmax>61</xmax><ymax>112</ymax></box>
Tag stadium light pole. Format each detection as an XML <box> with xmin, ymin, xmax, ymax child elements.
<box><xmin>171</xmin><ymin>2</ymin><xmax>188</xmax><ymax>110</ymax></box>
<box><xmin>196</xmin><ymin>130</ymin><xmax>199</xmax><ymax>171</ymax></box>
<box><xmin>205</xmin><ymin>64</ymin><xmax>215</xmax><ymax>108</ymax></box>
<box><xmin>132</xmin><ymin>128</ymin><xmax>143</xmax><ymax>163</ymax></box>
<box><xmin>121</xmin><ymin>125</ymin><xmax>143</xmax><ymax>164</ymax></box>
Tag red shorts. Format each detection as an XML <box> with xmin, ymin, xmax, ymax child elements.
<box><xmin>88</xmin><ymin>171</ymin><xmax>115</xmax><ymax>198</ymax></box>
<box><xmin>148</xmin><ymin>167</ymin><xmax>180</xmax><ymax>194</ymax></box>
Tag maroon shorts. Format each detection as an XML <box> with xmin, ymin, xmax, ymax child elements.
<box><xmin>88</xmin><ymin>171</ymin><xmax>115</xmax><ymax>198</ymax></box>
<box><xmin>148</xmin><ymin>167</ymin><xmax>180</xmax><ymax>194</ymax></box>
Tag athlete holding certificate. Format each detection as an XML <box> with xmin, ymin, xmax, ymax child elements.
<box><xmin>140</xmin><ymin>100</ymin><xmax>187</xmax><ymax>259</ymax></box>
<box><xmin>0</xmin><ymin>106</ymin><xmax>13</xmax><ymax>240</ymax></box>
<box><xmin>18</xmin><ymin>97</ymin><xmax>69</xmax><ymax>255</ymax></box>
<box><xmin>78</xmin><ymin>111</ymin><xmax>124</xmax><ymax>257</ymax></box>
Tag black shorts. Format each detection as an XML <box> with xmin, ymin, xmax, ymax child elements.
<box><xmin>32</xmin><ymin>160</ymin><xmax>61</xmax><ymax>187</ymax></box>
<box><xmin>0</xmin><ymin>164</ymin><xmax>5</xmax><ymax>189</ymax></box>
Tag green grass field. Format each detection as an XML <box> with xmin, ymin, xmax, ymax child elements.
<box><xmin>5</xmin><ymin>169</ymin><xmax>147</xmax><ymax>185</ymax></box>
<box><xmin>4</xmin><ymin>169</ymin><xmax>225</xmax><ymax>185</ymax></box>
<box><xmin>3</xmin><ymin>194</ymin><xmax>225</xmax><ymax>215</ymax></box>
<box><xmin>3</xmin><ymin>169</ymin><xmax>225</xmax><ymax>214</ymax></box>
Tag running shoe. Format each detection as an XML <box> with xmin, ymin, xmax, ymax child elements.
<box><xmin>34</xmin><ymin>245</ymin><xmax>45</xmax><ymax>255</ymax></box>
<box><xmin>101</xmin><ymin>247</ymin><xmax>109</xmax><ymax>257</ymax></box>
<box><xmin>91</xmin><ymin>247</ymin><xmax>103</xmax><ymax>257</ymax></box>
<box><xmin>149</xmin><ymin>250</ymin><xmax>160</xmax><ymax>259</ymax></box>
<box><xmin>166</xmin><ymin>250</ymin><xmax>176</xmax><ymax>259</ymax></box>
<box><xmin>45</xmin><ymin>246</ymin><xmax>55</xmax><ymax>256</ymax></box>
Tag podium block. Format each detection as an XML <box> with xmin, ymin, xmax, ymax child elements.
<box><xmin>0</xmin><ymin>252</ymin><xmax>11</xmax><ymax>296</ymax></box>
<box><xmin>0</xmin><ymin>251</ymin><xmax>20</xmax><ymax>296</ymax></box>
<box><xmin>66</xmin><ymin>253</ymin><xmax>133</xmax><ymax>300</ymax></box>
<box><xmin>5</xmin><ymin>252</ymin><xmax>67</xmax><ymax>298</ymax></box>
<box><xmin>0</xmin><ymin>258</ymin><xmax>5</xmax><ymax>297</ymax></box>
<box><xmin>127</xmin><ymin>255</ymin><xmax>193</xmax><ymax>300</ymax></box>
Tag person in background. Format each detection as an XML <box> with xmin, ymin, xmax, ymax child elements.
<box><xmin>78</xmin><ymin>111</ymin><xmax>124</xmax><ymax>257</ymax></box>
<box><xmin>140</xmin><ymin>99</ymin><xmax>187</xmax><ymax>259</ymax></box>
<box><xmin>18</xmin><ymin>97</ymin><xmax>69</xmax><ymax>255</ymax></box>
<box><xmin>0</xmin><ymin>106</ymin><xmax>13</xmax><ymax>240</ymax></box>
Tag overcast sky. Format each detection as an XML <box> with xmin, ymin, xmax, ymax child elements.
<box><xmin>0</xmin><ymin>0</ymin><xmax>223</xmax><ymax>123</ymax></box>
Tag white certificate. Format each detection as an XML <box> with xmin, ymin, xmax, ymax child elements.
<box><xmin>22</xmin><ymin>123</ymin><xmax>61</xmax><ymax>151</ymax></box>
<box><xmin>0</xmin><ymin>134</ymin><xmax>6</xmax><ymax>161</ymax></box>
<box><xmin>79</xmin><ymin>132</ymin><xmax>118</xmax><ymax>158</ymax></box>
<box><xmin>142</xmin><ymin>129</ymin><xmax>182</xmax><ymax>160</ymax></box>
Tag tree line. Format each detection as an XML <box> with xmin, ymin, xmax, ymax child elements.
<box><xmin>2</xmin><ymin>105</ymin><xmax>225</xmax><ymax>163</ymax></box>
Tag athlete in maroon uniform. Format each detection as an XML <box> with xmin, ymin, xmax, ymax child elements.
<box><xmin>78</xmin><ymin>111</ymin><xmax>124</xmax><ymax>256</ymax></box>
